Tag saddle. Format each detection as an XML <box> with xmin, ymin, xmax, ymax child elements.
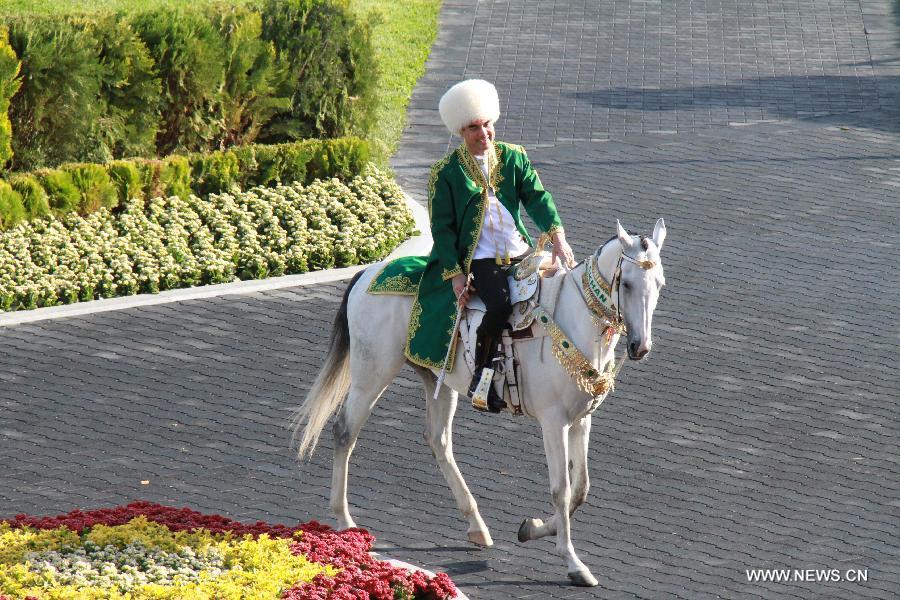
<box><xmin>460</xmin><ymin>252</ymin><xmax>566</xmax><ymax>415</ymax></box>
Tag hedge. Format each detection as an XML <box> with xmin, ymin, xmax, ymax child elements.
<box><xmin>0</xmin><ymin>26</ymin><xmax>18</xmax><ymax>167</ymax></box>
<box><xmin>2</xmin><ymin>0</ymin><xmax>376</xmax><ymax>171</ymax></box>
<box><xmin>0</xmin><ymin>166</ymin><xmax>413</xmax><ymax>311</ymax></box>
<box><xmin>0</xmin><ymin>137</ymin><xmax>370</xmax><ymax>228</ymax></box>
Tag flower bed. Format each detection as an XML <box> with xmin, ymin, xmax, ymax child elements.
<box><xmin>0</xmin><ymin>166</ymin><xmax>414</xmax><ymax>311</ymax></box>
<box><xmin>0</xmin><ymin>502</ymin><xmax>457</xmax><ymax>599</ymax></box>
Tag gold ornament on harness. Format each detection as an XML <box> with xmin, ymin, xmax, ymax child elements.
<box><xmin>532</xmin><ymin>305</ymin><xmax>616</xmax><ymax>399</ymax></box>
<box><xmin>582</xmin><ymin>255</ymin><xmax>626</xmax><ymax>335</ymax></box>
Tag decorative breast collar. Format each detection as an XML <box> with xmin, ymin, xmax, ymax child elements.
<box><xmin>581</xmin><ymin>254</ymin><xmax>627</xmax><ymax>337</ymax></box>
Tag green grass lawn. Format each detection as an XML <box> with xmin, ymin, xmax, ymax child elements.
<box><xmin>352</xmin><ymin>0</ymin><xmax>440</xmax><ymax>161</ymax></box>
<box><xmin>0</xmin><ymin>0</ymin><xmax>440</xmax><ymax>163</ymax></box>
<box><xmin>0</xmin><ymin>0</ymin><xmax>253</xmax><ymax>12</ymax></box>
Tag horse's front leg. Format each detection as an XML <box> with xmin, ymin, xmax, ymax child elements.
<box><xmin>417</xmin><ymin>366</ymin><xmax>493</xmax><ymax>547</ymax></box>
<box><xmin>518</xmin><ymin>414</ymin><xmax>591</xmax><ymax>541</ymax></box>
<box><xmin>538</xmin><ymin>415</ymin><xmax>598</xmax><ymax>587</ymax></box>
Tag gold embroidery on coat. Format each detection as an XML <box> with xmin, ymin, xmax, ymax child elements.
<box><xmin>405</xmin><ymin>297</ymin><xmax>457</xmax><ymax>370</ymax></box>
<box><xmin>442</xmin><ymin>266</ymin><xmax>462</xmax><ymax>281</ymax></box>
<box><xmin>546</xmin><ymin>224</ymin><xmax>564</xmax><ymax>236</ymax></box>
<box><xmin>369</xmin><ymin>274</ymin><xmax>417</xmax><ymax>295</ymax></box>
<box><xmin>457</xmin><ymin>143</ymin><xmax>508</xmax><ymax>274</ymax></box>
<box><xmin>427</xmin><ymin>152</ymin><xmax>454</xmax><ymax>220</ymax></box>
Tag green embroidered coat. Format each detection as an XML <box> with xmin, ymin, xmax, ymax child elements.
<box><xmin>370</xmin><ymin>141</ymin><xmax>563</xmax><ymax>371</ymax></box>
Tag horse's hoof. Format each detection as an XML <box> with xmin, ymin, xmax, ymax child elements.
<box><xmin>568</xmin><ymin>569</ymin><xmax>599</xmax><ymax>587</ymax></box>
<box><xmin>468</xmin><ymin>530</ymin><xmax>493</xmax><ymax>547</ymax></box>
<box><xmin>517</xmin><ymin>518</ymin><xmax>543</xmax><ymax>542</ymax></box>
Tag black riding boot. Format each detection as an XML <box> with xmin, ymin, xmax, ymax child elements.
<box><xmin>468</xmin><ymin>331</ymin><xmax>506</xmax><ymax>413</ymax></box>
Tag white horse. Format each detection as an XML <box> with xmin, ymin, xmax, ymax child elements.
<box><xmin>292</xmin><ymin>219</ymin><xmax>666</xmax><ymax>587</ymax></box>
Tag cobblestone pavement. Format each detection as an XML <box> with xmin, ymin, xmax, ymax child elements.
<box><xmin>3</xmin><ymin>1</ymin><xmax>900</xmax><ymax>599</ymax></box>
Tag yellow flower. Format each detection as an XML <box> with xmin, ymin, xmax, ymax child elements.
<box><xmin>0</xmin><ymin>519</ymin><xmax>331</xmax><ymax>600</ymax></box>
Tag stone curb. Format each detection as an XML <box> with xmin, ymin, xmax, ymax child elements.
<box><xmin>0</xmin><ymin>192</ymin><xmax>432</xmax><ymax>328</ymax></box>
<box><xmin>373</xmin><ymin>555</ymin><xmax>470</xmax><ymax>600</ymax></box>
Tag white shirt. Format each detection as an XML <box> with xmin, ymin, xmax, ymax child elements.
<box><xmin>472</xmin><ymin>154</ymin><xmax>531</xmax><ymax>261</ymax></box>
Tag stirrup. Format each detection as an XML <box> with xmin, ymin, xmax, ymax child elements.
<box><xmin>470</xmin><ymin>367</ymin><xmax>495</xmax><ymax>411</ymax></box>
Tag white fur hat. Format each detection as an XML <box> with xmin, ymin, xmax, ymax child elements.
<box><xmin>438</xmin><ymin>79</ymin><xmax>500</xmax><ymax>136</ymax></box>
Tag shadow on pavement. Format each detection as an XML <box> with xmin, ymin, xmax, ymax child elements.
<box><xmin>573</xmin><ymin>75</ymin><xmax>900</xmax><ymax>133</ymax></box>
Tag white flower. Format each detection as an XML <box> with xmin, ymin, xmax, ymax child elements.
<box><xmin>0</xmin><ymin>166</ymin><xmax>413</xmax><ymax>311</ymax></box>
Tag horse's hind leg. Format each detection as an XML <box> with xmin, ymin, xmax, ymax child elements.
<box><xmin>415</xmin><ymin>365</ymin><xmax>493</xmax><ymax>547</ymax></box>
<box><xmin>518</xmin><ymin>414</ymin><xmax>591</xmax><ymax>542</ymax></box>
<box><xmin>331</xmin><ymin>351</ymin><xmax>405</xmax><ymax>530</ymax></box>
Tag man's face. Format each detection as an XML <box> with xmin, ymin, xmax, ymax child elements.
<box><xmin>461</xmin><ymin>119</ymin><xmax>495</xmax><ymax>155</ymax></box>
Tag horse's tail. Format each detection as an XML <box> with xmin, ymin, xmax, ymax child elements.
<box><xmin>292</xmin><ymin>269</ymin><xmax>365</xmax><ymax>460</ymax></box>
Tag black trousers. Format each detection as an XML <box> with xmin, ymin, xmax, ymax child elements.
<box><xmin>469</xmin><ymin>258</ymin><xmax>516</xmax><ymax>340</ymax></box>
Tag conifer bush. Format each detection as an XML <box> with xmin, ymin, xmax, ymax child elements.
<box><xmin>257</xmin><ymin>0</ymin><xmax>377</xmax><ymax>143</ymax></box>
<box><xmin>107</xmin><ymin>160</ymin><xmax>143</xmax><ymax>202</ymax></box>
<box><xmin>9</xmin><ymin>174</ymin><xmax>48</xmax><ymax>218</ymax></box>
<box><xmin>130</xmin><ymin>8</ymin><xmax>226</xmax><ymax>156</ymax></box>
<box><xmin>0</xmin><ymin>138</ymin><xmax>371</xmax><ymax>228</ymax></box>
<box><xmin>156</xmin><ymin>156</ymin><xmax>192</xmax><ymax>199</ymax></box>
<box><xmin>0</xmin><ymin>179</ymin><xmax>22</xmax><ymax>228</ymax></box>
<box><xmin>212</xmin><ymin>6</ymin><xmax>289</xmax><ymax>149</ymax></box>
<box><xmin>64</xmin><ymin>163</ymin><xmax>118</xmax><ymax>214</ymax></box>
<box><xmin>0</xmin><ymin>1</ymin><xmax>377</xmax><ymax>170</ymax></box>
<box><xmin>7</xmin><ymin>16</ymin><xmax>105</xmax><ymax>170</ymax></box>
<box><xmin>94</xmin><ymin>14</ymin><xmax>161</xmax><ymax>160</ymax></box>
<box><xmin>0</xmin><ymin>26</ymin><xmax>19</xmax><ymax>168</ymax></box>
<box><xmin>36</xmin><ymin>169</ymin><xmax>80</xmax><ymax>215</ymax></box>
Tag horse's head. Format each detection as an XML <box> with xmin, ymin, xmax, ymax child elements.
<box><xmin>614</xmin><ymin>219</ymin><xmax>666</xmax><ymax>360</ymax></box>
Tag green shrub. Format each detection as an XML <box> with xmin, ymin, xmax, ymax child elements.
<box><xmin>7</xmin><ymin>15</ymin><xmax>106</xmax><ymax>170</ymax></box>
<box><xmin>2</xmin><ymin>1</ymin><xmax>379</xmax><ymax>168</ymax></box>
<box><xmin>191</xmin><ymin>149</ymin><xmax>241</xmax><ymax>195</ymax></box>
<box><xmin>9</xmin><ymin>174</ymin><xmax>49</xmax><ymax>218</ymax></box>
<box><xmin>238</xmin><ymin>144</ymin><xmax>274</xmax><ymax>188</ymax></box>
<box><xmin>138</xmin><ymin>156</ymin><xmax>191</xmax><ymax>200</ymax></box>
<box><xmin>94</xmin><ymin>14</ymin><xmax>161</xmax><ymax>159</ymax></box>
<box><xmin>159</xmin><ymin>155</ymin><xmax>191</xmax><ymax>198</ymax></box>
<box><xmin>64</xmin><ymin>163</ymin><xmax>118</xmax><ymax>213</ymax></box>
<box><xmin>275</xmin><ymin>142</ymin><xmax>315</xmax><ymax>187</ymax></box>
<box><xmin>311</xmin><ymin>137</ymin><xmax>371</xmax><ymax>181</ymax></box>
<box><xmin>258</xmin><ymin>0</ymin><xmax>377</xmax><ymax>142</ymax></box>
<box><xmin>131</xmin><ymin>8</ymin><xmax>225</xmax><ymax>155</ymax></box>
<box><xmin>107</xmin><ymin>160</ymin><xmax>143</xmax><ymax>201</ymax></box>
<box><xmin>0</xmin><ymin>179</ymin><xmax>23</xmax><ymax>228</ymax></box>
<box><xmin>36</xmin><ymin>169</ymin><xmax>80</xmax><ymax>214</ymax></box>
<box><xmin>1</xmin><ymin>137</ymin><xmax>371</xmax><ymax>223</ymax></box>
<box><xmin>211</xmin><ymin>6</ymin><xmax>289</xmax><ymax>148</ymax></box>
<box><xmin>0</xmin><ymin>26</ymin><xmax>20</xmax><ymax>169</ymax></box>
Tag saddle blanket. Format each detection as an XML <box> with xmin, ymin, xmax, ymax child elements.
<box><xmin>367</xmin><ymin>253</ymin><xmax>567</xmax><ymax>413</ymax></box>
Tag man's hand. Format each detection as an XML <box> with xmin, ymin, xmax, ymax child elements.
<box><xmin>551</xmin><ymin>230</ymin><xmax>576</xmax><ymax>268</ymax></box>
<box><xmin>452</xmin><ymin>273</ymin><xmax>473</xmax><ymax>307</ymax></box>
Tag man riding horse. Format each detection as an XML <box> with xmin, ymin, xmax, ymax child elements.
<box><xmin>402</xmin><ymin>79</ymin><xmax>576</xmax><ymax>411</ymax></box>
<box><xmin>296</xmin><ymin>81</ymin><xmax>667</xmax><ymax>583</ymax></box>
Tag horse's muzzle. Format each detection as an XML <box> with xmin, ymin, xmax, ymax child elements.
<box><xmin>628</xmin><ymin>339</ymin><xmax>651</xmax><ymax>360</ymax></box>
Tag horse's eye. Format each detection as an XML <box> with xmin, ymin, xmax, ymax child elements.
<box><xmin>622</xmin><ymin>281</ymin><xmax>631</xmax><ymax>291</ymax></box>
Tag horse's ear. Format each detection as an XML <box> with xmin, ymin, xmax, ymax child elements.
<box><xmin>616</xmin><ymin>219</ymin><xmax>634</xmax><ymax>250</ymax></box>
<box><xmin>652</xmin><ymin>218</ymin><xmax>666</xmax><ymax>251</ymax></box>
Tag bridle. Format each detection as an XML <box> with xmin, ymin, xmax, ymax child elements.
<box><xmin>577</xmin><ymin>236</ymin><xmax>657</xmax><ymax>341</ymax></box>
<box><xmin>528</xmin><ymin>235</ymin><xmax>657</xmax><ymax>404</ymax></box>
